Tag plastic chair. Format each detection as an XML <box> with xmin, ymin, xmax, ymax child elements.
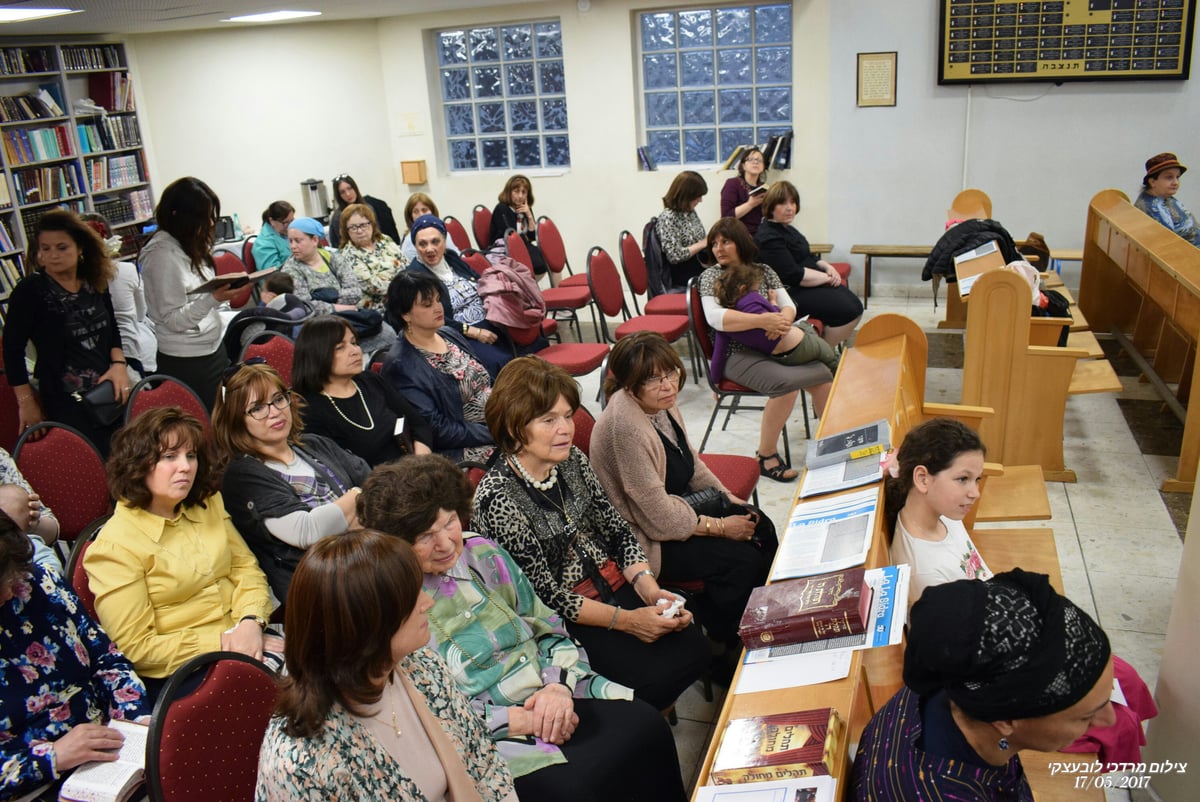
<box><xmin>442</xmin><ymin>215</ymin><xmax>472</xmax><ymax>252</ymax></box>
<box><xmin>213</xmin><ymin>251</ymin><xmax>253</xmax><ymax>309</ymax></box>
<box><xmin>472</xmin><ymin>204</ymin><xmax>493</xmax><ymax>249</ymax></box>
<box><xmin>65</xmin><ymin>517</ymin><xmax>109</xmax><ymax>621</ymax></box>
<box><xmin>126</xmin><ymin>374</ymin><xmax>211</xmax><ymax>432</ymax></box>
<box><xmin>14</xmin><ymin>422</ymin><xmax>112</xmax><ymax>543</ymax></box>
<box><xmin>147</xmin><ymin>652</ymin><xmax>280</xmax><ymax>802</ymax></box>
<box><xmin>586</xmin><ymin>246</ymin><xmax>690</xmax><ymax>347</ymax></box>
<box><xmin>686</xmin><ymin>279</ymin><xmax>802</xmax><ymax>456</ymax></box>
<box><xmin>239</xmin><ymin>331</ymin><xmax>296</xmax><ymax>387</ymax></box>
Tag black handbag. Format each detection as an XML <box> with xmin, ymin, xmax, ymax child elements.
<box><xmin>680</xmin><ymin>486</ymin><xmax>733</xmax><ymax>518</ymax></box>
<box><xmin>73</xmin><ymin>380</ymin><xmax>123</xmax><ymax>427</ymax></box>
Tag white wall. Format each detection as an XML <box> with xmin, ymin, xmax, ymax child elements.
<box><xmin>126</xmin><ymin>1</ymin><xmax>831</xmax><ymax>263</ymax></box>
<box><xmin>828</xmin><ymin>2</ymin><xmax>1200</xmax><ymax>291</ymax></box>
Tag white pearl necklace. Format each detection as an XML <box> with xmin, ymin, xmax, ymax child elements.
<box><xmin>322</xmin><ymin>383</ymin><xmax>375</xmax><ymax>432</ymax></box>
<box><xmin>509</xmin><ymin>454</ymin><xmax>558</xmax><ymax>491</ymax></box>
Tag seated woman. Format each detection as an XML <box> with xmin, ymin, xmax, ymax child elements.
<box><xmin>719</xmin><ymin>147</ymin><xmax>767</xmax><ymax>236</ymax></box>
<box><xmin>405</xmin><ymin>213</ymin><xmax>513</xmax><ymax>376</ymax></box>
<box><xmin>293</xmin><ymin>315</ymin><xmax>433</xmax><ymax>466</ymax></box>
<box><xmin>488</xmin><ymin>174</ymin><xmax>546</xmax><ymax>276</ymax></box>
<box><xmin>713</xmin><ymin>261</ymin><xmax>840</xmax><ymax>374</ymax></box>
<box><xmin>851</xmin><ymin>569</ymin><xmax>1116</xmax><ymax>800</ymax></box>
<box><xmin>327</xmin><ymin>173</ymin><xmax>400</xmax><ymax>248</ymax></box>
<box><xmin>252</xmin><ymin>200</ymin><xmax>296</xmax><ymax>271</ymax></box>
<box><xmin>84</xmin><ymin>407</ymin><xmax>280</xmax><ymax>699</ymax></box>
<box><xmin>82</xmin><ymin>212</ymin><xmax>157</xmax><ymax>378</ymax></box>
<box><xmin>0</xmin><ymin>446</ymin><xmax>62</xmax><ymax>574</ymax></box>
<box><xmin>754</xmin><ymin>181</ymin><xmax>863</xmax><ymax>346</ymax></box>
<box><xmin>330</xmin><ymin>202</ymin><xmax>407</xmax><ymax>310</ymax></box>
<box><xmin>382</xmin><ymin>272</ymin><xmax>495</xmax><ymax>463</ymax></box>
<box><xmin>213</xmin><ymin>361</ymin><xmax>368</xmax><ymax>602</ymax></box>
<box><xmin>1134</xmin><ymin>152</ymin><xmax>1200</xmax><ymax>246</ymax></box>
<box><xmin>655</xmin><ymin>171</ymin><xmax>710</xmax><ymax>289</ymax></box>
<box><xmin>590</xmin><ymin>332</ymin><xmax>776</xmax><ymax>668</ymax></box>
<box><xmin>281</xmin><ymin>217</ymin><xmax>362</xmax><ymax>315</ymax></box>
<box><xmin>359</xmin><ymin>455</ymin><xmax>688</xmax><ymax>802</ymax></box>
<box><xmin>2</xmin><ymin>209</ymin><xmax>133</xmax><ymax>455</ymax></box>
<box><xmin>700</xmin><ymin>217</ymin><xmax>834</xmax><ymax>481</ymax></box>
<box><xmin>472</xmin><ymin>357</ymin><xmax>710</xmax><ymax>712</ymax></box>
<box><xmin>1</xmin><ymin>514</ymin><xmax>150</xmax><ymax>801</ymax></box>
<box><xmin>401</xmin><ymin>192</ymin><xmax>459</xmax><ymax>264</ymax></box>
<box><xmin>256</xmin><ymin>530</ymin><xmax>517</xmax><ymax>802</ymax></box>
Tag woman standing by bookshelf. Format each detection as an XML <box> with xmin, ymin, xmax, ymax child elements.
<box><xmin>2</xmin><ymin>210</ymin><xmax>131</xmax><ymax>455</ymax></box>
<box><xmin>141</xmin><ymin>177</ymin><xmax>241</xmax><ymax>409</ymax></box>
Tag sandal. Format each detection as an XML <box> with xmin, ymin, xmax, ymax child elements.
<box><xmin>756</xmin><ymin>452</ymin><xmax>798</xmax><ymax>482</ymax></box>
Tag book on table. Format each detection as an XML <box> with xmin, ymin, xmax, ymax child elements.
<box><xmin>799</xmin><ymin>419</ymin><xmax>892</xmax><ymax>499</ymax></box>
<box><xmin>709</xmin><ymin>707</ymin><xmax>843</xmax><ymax>785</ymax></box>
<box><xmin>58</xmin><ymin>720</ymin><xmax>147</xmax><ymax>802</ymax></box>
<box><xmin>186</xmin><ymin>266</ymin><xmax>277</xmax><ymax>294</ymax></box>
<box><xmin>738</xmin><ymin>567</ymin><xmax>872</xmax><ymax>650</ymax></box>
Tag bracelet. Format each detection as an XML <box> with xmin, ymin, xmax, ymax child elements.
<box><xmin>111</xmin><ymin>359</ymin><xmax>127</xmax><ymax>365</ymax></box>
<box><xmin>607</xmin><ymin>606</ymin><xmax>620</xmax><ymax>630</ymax></box>
<box><xmin>241</xmin><ymin>614</ymin><xmax>268</xmax><ymax>630</ymax></box>
<box><xmin>631</xmin><ymin>568</ymin><xmax>654</xmax><ymax>586</ymax></box>
<box><xmin>703</xmin><ymin>516</ymin><xmax>711</xmax><ymax>535</ymax></box>
<box><xmin>719</xmin><ymin>517</ymin><xmax>726</xmax><ymax>536</ymax></box>
<box><xmin>461</xmin><ymin>322</ymin><xmax>469</xmax><ymax>335</ymax></box>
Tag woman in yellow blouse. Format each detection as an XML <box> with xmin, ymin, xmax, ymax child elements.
<box><xmin>84</xmin><ymin>406</ymin><xmax>279</xmax><ymax>698</ymax></box>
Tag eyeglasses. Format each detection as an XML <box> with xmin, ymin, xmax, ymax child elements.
<box><xmin>643</xmin><ymin>369</ymin><xmax>681</xmax><ymax>388</ymax></box>
<box><xmin>744</xmin><ymin>156</ymin><xmax>764</xmax><ymax>164</ymax></box>
<box><xmin>246</xmin><ymin>392</ymin><xmax>292</xmax><ymax>421</ymax></box>
<box><xmin>347</xmin><ymin>223</ymin><xmax>372</xmax><ymax>233</ymax></box>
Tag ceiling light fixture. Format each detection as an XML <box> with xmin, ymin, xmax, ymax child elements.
<box><xmin>0</xmin><ymin>8</ymin><xmax>81</xmax><ymax>23</ymax></box>
<box><xmin>223</xmin><ymin>10</ymin><xmax>322</xmax><ymax>24</ymax></box>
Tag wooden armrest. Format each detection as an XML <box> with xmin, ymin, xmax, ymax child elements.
<box><xmin>922</xmin><ymin>402</ymin><xmax>994</xmax><ymax>423</ymax></box>
<box><xmin>972</xmin><ymin>528</ymin><xmax>1062</xmax><ymax>592</ymax></box>
<box><xmin>975</xmin><ymin>466</ymin><xmax>1052</xmax><ymax>522</ymax></box>
<box><xmin>1069</xmin><ymin>359</ymin><xmax>1123</xmax><ymax>395</ymax></box>
<box><xmin>982</xmin><ymin>461</ymin><xmax>1005</xmax><ymax>476</ymax></box>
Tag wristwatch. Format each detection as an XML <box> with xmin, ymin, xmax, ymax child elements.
<box><xmin>241</xmin><ymin>614</ymin><xmax>268</xmax><ymax>630</ymax></box>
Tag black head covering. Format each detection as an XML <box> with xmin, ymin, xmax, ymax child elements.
<box><xmin>903</xmin><ymin>568</ymin><xmax>1110</xmax><ymax>722</ymax></box>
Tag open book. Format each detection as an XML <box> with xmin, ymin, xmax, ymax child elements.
<box><xmin>58</xmin><ymin>720</ymin><xmax>147</xmax><ymax>802</ymax></box>
<box><xmin>747</xmin><ymin>183</ymin><xmax>769</xmax><ymax>197</ymax></box>
<box><xmin>187</xmin><ymin>266</ymin><xmax>277</xmax><ymax>294</ymax></box>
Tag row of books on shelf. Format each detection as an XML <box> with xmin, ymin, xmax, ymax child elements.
<box><xmin>87</xmin><ymin>73</ymin><xmax>135</xmax><ymax>113</ymax></box>
<box><xmin>78</xmin><ymin>116</ymin><xmax>141</xmax><ymax>152</ymax></box>
<box><xmin>0</xmin><ymin>87</ymin><xmax>65</xmax><ymax>123</ymax></box>
<box><xmin>62</xmin><ymin>45</ymin><xmax>125</xmax><ymax>72</ymax></box>
<box><xmin>0</xmin><ymin>255</ymin><xmax>24</xmax><ymax>295</ymax></box>
<box><xmin>20</xmin><ymin>200</ymin><xmax>85</xmax><ymax>243</ymax></box>
<box><xmin>88</xmin><ymin>154</ymin><xmax>145</xmax><ymax>192</ymax></box>
<box><xmin>721</xmin><ymin>130</ymin><xmax>795</xmax><ymax>172</ymax></box>
<box><xmin>0</xmin><ymin>218</ymin><xmax>14</xmax><ymax>252</ymax></box>
<box><xmin>0</xmin><ymin>47</ymin><xmax>52</xmax><ymax>76</ymax></box>
<box><xmin>12</xmin><ymin>162</ymin><xmax>85</xmax><ymax>204</ymax></box>
<box><xmin>2</xmin><ymin>124</ymin><xmax>74</xmax><ymax>165</ymax></box>
<box><xmin>95</xmin><ymin>189</ymin><xmax>153</xmax><ymax>226</ymax></box>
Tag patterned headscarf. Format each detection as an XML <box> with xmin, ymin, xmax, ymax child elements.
<box><xmin>904</xmin><ymin>568</ymin><xmax>1110</xmax><ymax>722</ymax></box>
<box><xmin>410</xmin><ymin>214</ymin><xmax>447</xmax><ymax>245</ymax></box>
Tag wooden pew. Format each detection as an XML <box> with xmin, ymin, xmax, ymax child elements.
<box><xmin>848</xmin><ymin>244</ymin><xmax>934</xmax><ymax>309</ymax></box>
<box><xmin>961</xmin><ymin>269</ymin><xmax>1120</xmax><ymax>482</ymax></box>
<box><xmin>1078</xmin><ymin>188</ymin><xmax>1200</xmax><ymax>492</ymax></box>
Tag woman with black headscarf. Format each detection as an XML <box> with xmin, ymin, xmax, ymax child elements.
<box><xmin>851</xmin><ymin>569</ymin><xmax>1115</xmax><ymax>801</ymax></box>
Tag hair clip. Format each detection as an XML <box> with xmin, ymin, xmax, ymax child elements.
<box><xmin>880</xmin><ymin>449</ymin><xmax>900</xmax><ymax>479</ymax></box>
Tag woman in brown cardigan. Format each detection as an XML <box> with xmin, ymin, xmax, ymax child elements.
<box><xmin>590</xmin><ymin>332</ymin><xmax>776</xmax><ymax>661</ymax></box>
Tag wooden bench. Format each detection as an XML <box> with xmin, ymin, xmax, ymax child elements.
<box><xmin>692</xmin><ymin>313</ymin><xmax>1062</xmax><ymax>799</ymax></box>
<box><xmin>961</xmin><ymin>269</ymin><xmax>1121</xmax><ymax>482</ymax></box>
<box><xmin>848</xmin><ymin>244</ymin><xmax>934</xmax><ymax>309</ymax></box>
<box><xmin>1078</xmin><ymin>188</ymin><xmax>1200</xmax><ymax>492</ymax></box>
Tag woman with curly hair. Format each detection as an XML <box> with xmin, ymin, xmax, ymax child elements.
<box><xmin>84</xmin><ymin>406</ymin><xmax>278</xmax><ymax>700</ymax></box>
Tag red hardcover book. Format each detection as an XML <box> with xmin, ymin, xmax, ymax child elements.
<box><xmin>710</xmin><ymin>707</ymin><xmax>843</xmax><ymax>784</ymax></box>
<box><xmin>88</xmin><ymin>72</ymin><xmax>116</xmax><ymax>111</ymax></box>
<box><xmin>738</xmin><ymin>568</ymin><xmax>871</xmax><ymax>649</ymax></box>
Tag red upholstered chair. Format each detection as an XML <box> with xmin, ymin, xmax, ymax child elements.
<box><xmin>147</xmin><ymin>652</ymin><xmax>280</xmax><ymax>802</ymax></box>
<box><xmin>460</xmin><ymin>249</ymin><xmax>490</xmax><ymax>277</ymax></box>
<box><xmin>507</xmin><ymin>225</ymin><xmax>593</xmax><ymax>342</ymax></box>
<box><xmin>618</xmin><ymin>229</ymin><xmax>689</xmax><ymax>317</ymax></box>
<box><xmin>536</xmin><ymin>216</ymin><xmax>589</xmax><ymax>289</ymax></box>
<box><xmin>586</xmin><ymin>246</ymin><xmax>689</xmax><ymax>347</ymax></box>
<box><xmin>472</xmin><ymin>204</ymin><xmax>493</xmax><ymax>249</ymax></box>
<box><xmin>65</xmin><ymin>519</ymin><xmax>108</xmax><ymax>621</ymax></box>
<box><xmin>501</xmin><ymin>321</ymin><xmax>609</xmax><ymax>379</ymax></box>
<box><xmin>126</xmin><ymin>374</ymin><xmax>211</xmax><ymax>432</ymax></box>
<box><xmin>239</xmin><ymin>332</ymin><xmax>296</xmax><ymax>387</ymax></box>
<box><xmin>14</xmin><ymin>422</ymin><xmax>112</xmax><ymax>543</ymax></box>
<box><xmin>213</xmin><ymin>251</ymin><xmax>253</xmax><ymax>309</ymax></box>
<box><xmin>241</xmin><ymin>237</ymin><xmax>257</xmax><ymax>272</ymax></box>
<box><xmin>0</xmin><ymin>369</ymin><xmax>20</xmax><ymax>454</ymax></box>
<box><xmin>698</xmin><ymin>453</ymin><xmax>760</xmax><ymax>507</ymax></box>
<box><xmin>686</xmin><ymin>279</ymin><xmax>803</xmax><ymax>458</ymax></box>
<box><xmin>572</xmin><ymin>404</ymin><xmax>597</xmax><ymax>455</ymax></box>
<box><xmin>442</xmin><ymin>215</ymin><xmax>472</xmax><ymax>252</ymax></box>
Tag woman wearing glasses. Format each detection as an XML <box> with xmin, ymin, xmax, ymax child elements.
<box><xmin>330</xmin><ymin>203</ymin><xmax>407</xmax><ymax>310</ymax></box>
<box><xmin>328</xmin><ymin>174</ymin><xmax>400</xmax><ymax>248</ymax></box>
<box><xmin>252</xmin><ymin>200</ymin><xmax>295</xmax><ymax>271</ymax></box>
<box><xmin>590</xmin><ymin>333</ymin><xmax>775</xmax><ymax>675</ymax></box>
<box><xmin>719</xmin><ymin>147</ymin><xmax>768</xmax><ymax>236</ymax></box>
<box><xmin>214</xmin><ymin>360</ymin><xmax>369</xmax><ymax>603</ymax></box>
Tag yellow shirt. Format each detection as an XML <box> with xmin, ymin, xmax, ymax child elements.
<box><xmin>84</xmin><ymin>493</ymin><xmax>273</xmax><ymax>678</ymax></box>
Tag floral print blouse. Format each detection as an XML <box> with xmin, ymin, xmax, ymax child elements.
<box><xmin>1</xmin><ymin>565</ymin><xmax>149</xmax><ymax>798</ymax></box>
<box><xmin>425</xmin><ymin>535</ymin><xmax>632</xmax><ymax>777</ymax></box>
<box><xmin>420</xmin><ymin>340</ymin><xmax>493</xmax><ymax>464</ymax></box>
<box><xmin>472</xmin><ymin>447</ymin><xmax>649</xmax><ymax>622</ymax></box>
<box><xmin>255</xmin><ymin>647</ymin><xmax>515</xmax><ymax>802</ymax></box>
<box><xmin>330</xmin><ymin>236</ymin><xmax>408</xmax><ymax>310</ymax></box>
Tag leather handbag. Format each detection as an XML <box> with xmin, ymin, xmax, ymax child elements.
<box><xmin>680</xmin><ymin>486</ymin><xmax>732</xmax><ymax>518</ymax></box>
<box><xmin>73</xmin><ymin>380</ymin><xmax>123</xmax><ymax>427</ymax></box>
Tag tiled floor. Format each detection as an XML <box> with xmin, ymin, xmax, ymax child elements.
<box><xmin>571</xmin><ymin>286</ymin><xmax>1181</xmax><ymax>799</ymax></box>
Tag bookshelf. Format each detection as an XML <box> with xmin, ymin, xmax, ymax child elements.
<box><xmin>0</xmin><ymin>41</ymin><xmax>153</xmax><ymax>323</ymax></box>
